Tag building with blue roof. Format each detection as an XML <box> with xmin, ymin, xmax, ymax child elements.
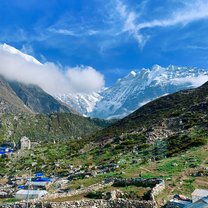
<box><xmin>0</xmin><ymin>147</ymin><xmax>13</xmax><ymax>157</ymax></box>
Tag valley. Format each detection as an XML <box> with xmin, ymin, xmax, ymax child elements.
<box><xmin>0</xmin><ymin>79</ymin><xmax>207</xmax><ymax>208</ymax></box>
<box><xmin>0</xmin><ymin>1</ymin><xmax>208</xmax><ymax>207</ymax></box>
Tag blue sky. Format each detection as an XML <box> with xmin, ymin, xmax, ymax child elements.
<box><xmin>0</xmin><ymin>0</ymin><xmax>208</xmax><ymax>87</ymax></box>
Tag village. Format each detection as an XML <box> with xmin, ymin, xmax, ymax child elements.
<box><xmin>0</xmin><ymin>137</ymin><xmax>208</xmax><ymax>208</ymax></box>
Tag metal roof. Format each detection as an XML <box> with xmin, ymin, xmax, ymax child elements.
<box><xmin>186</xmin><ymin>202</ymin><xmax>208</xmax><ymax>208</ymax></box>
<box><xmin>200</xmin><ymin>197</ymin><xmax>208</xmax><ymax>204</ymax></box>
<box><xmin>192</xmin><ymin>189</ymin><xmax>208</xmax><ymax>196</ymax></box>
<box><xmin>16</xmin><ymin>190</ymin><xmax>48</xmax><ymax>195</ymax></box>
<box><xmin>169</xmin><ymin>199</ymin><xmax>192</xmax><ymax>208</ymax></box>
<box><xmin>29</xmin><ymin>181</ymin><xmax>49</xmax><ymax>186</ymax></box>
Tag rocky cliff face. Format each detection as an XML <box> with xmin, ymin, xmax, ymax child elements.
<box><xmin>57</xmin><ymin>92</ymin><xmax>101</xmax><ymax>116</ymax></box>
<box><xmin>0</xmin><ymin>76</ymin><xmax>30</xmax><ymax>114</ymax></box>
<box><xmin>9</xmin><ymin>81</ymin><xmax>76</xmax><ymax>114</ymax></box>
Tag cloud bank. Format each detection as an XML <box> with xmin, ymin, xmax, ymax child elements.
<box><xmin>172</xmin><ymin>75</ymin><xmax>208</xmax><ymax>87</ymax></box>
<box><xmin>0</xmin><ymin>43</ymin><xmax>104</xmax><ymax>95</ymax></box>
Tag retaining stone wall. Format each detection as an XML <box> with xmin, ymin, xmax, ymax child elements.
<box><xmin>0</xmin><ymin>178</ymin><xmax>165</xmax><ymax>208</ymax></box>
<box><xmin>0</xmin><ymin>199</ymin><xmax>155</xmax><ymax>208</ymax></box>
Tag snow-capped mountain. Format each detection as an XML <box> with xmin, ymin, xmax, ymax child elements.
<box><xmin>56</xmin><ymin>92</ymin><xmax>102</xmax><ymax>116</ymax></box>
<box><xmin>0</xmin><ymin>43</ymin><xmax>42</xmax><ymax>65</ymax></box>
<box><xmin>57</xmin><ymin>65</ymin><xmax>208</xmax><ymax>119</ymax></box>
<box><xmin>90</xmin><ymin>65</ymin><xmax>208</xmax><ymax>119</ymax></box>
<box><xmin>1</xmin><ymin>44</ymin><xmax>208</xmax><ymax>120</ymax></box>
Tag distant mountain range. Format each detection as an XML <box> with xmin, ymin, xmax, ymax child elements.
<box><xmin>58</xmin><ymin>65</ymin><xmax>208</xmax><ymax>119</ymax></box>
<box><xmin>1</xmin><ymin>44</ymin><xmax>208</xmax><ymax>120</ymax></box>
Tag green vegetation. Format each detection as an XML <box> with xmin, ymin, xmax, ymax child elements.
<box><xmin>0</xmin><ymin>81</ymin><xmax>208</xmax><ymax>207</ymax></box>
<box><xmin>0</xmin><ymin>112</ymin><xmax>101</xmax><ymax>143</ymax></box>
<box><xmin>96</xmin><ymin>82</ymin><xmax>208</xmax><ymax>141</ymax></box>
<box><xmin>0</xmin><ymin>198</ymin><xmax>20</xmax><ymax>204</ymax></box>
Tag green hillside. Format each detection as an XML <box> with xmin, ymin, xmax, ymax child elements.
<box><xmin>0</xmin><ymin>113</ymin><xmax>101</xmax><ymax>143</ymax></box>
<box><xmin>1</xmin><ymin>82</ymin><xmax>207</xmax><ymax>176</ymax></box>
<box><xmin>0</xmin><ymin>82</ymin><xmax>207</xmax><ymax>207</ymax></box>
<box><xmin>99</xmin><ymin>81</ymin><xmax>208</xmax><ymax>135</ymax></box>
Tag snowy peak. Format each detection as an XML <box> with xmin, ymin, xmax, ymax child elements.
<box><xmin>56</xmin><ymin>92</ymin><xmax>102</xmax><ymax>116</ymax></box>
<box><xmin>90</xmin><ymin>65</ymin><xmax>208</xmax><ymax>119</ymax></box>
<box><xmin>0</xmin><ymin>43</ymin><xmax>41</xmax><ymax>65</ymax></box>
<box><xmin>151</xmin><ymin>64</ymin><xmax>162</xmax><ymax>71</ymax></box>
<box><xmin>57</xmin><ymin>65</ymin><xmax>208</xmax><ymax>119</ymax></box>
<box><xmin>128</xmin><ymin>70</ymin><xmax>137</xmax><ymax>77</ymax></box>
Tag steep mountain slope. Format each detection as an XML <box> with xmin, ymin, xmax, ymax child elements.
<box><xmin>0</xmin><ymin>76</ymin><xmax>30</xmax><ymax>114</ymax></box>
<box><xmin>91</xmin><ymin>65</ymin><xmax>208</xmax><ymax>119</ymax></box>
<box><xmin>9</xmin><ymin>82</ymin><xmax>76</xmax><ymax>114</ymax></box>
<box><xmin>0</xmin><ymin>43</ymin><xmax>78</xmax><ymax>114</ymax></box>
<box><xmin>0</xmin><ymin>112</ymin><xmax>102</xmax><ymax>143</ymax></box>
<box><xmin>0</xmin><ymin>79</ymin><xmax>102</xmax><ymax>143</ymax></box>
<box><xmin>96</xmin><ymin>81</ymin><xmax>208</xmax><ymax>153</ymax></box>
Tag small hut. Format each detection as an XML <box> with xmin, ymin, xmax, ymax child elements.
<box><xmin>15</xmin><ymin>190</ymin><xmax>48</xmax><ymax>200</ymax></box>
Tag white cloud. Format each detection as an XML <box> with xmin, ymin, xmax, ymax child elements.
<box><xmin>172</xmin><ymin>75</ymin><xmax>208</xmax><ymax>87</ymax></box>
<box><xmin>0</xmin><ymin>43</ymin><xmax>105</xmax><ymax>95</ymax></box>
<box><xmin>48</xmin><ymin>27</ymin><xmax>99</xmax><ymax>37</ymax></box>
<box><xmin>136</xmin><ymin>1</ymin><xmax>208</xmax><ymax>29</ymax></box>
<box><xmin>48</xmin><ymin>28</ymin><xmax>77</xmax><ymax>36</ymax></box>
<box><xmin>66</xmin><ymin>66</ymin><xmax>104</xmax><ymax>93</ymax></box>
<box><xmin>116</xmin><ymin>0</ymin><xmax>208</xmax><ymax>47</ymax></box>
<box><xmin>115</xmin><ymin>0</ymin><xmax>148</xmax><ymax>47</ymax></box>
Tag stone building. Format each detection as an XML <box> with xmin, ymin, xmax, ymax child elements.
<box><xmin>20</xmin><ymin>136</ymin><xmax>31</xmax><ymax>150</ymax></box>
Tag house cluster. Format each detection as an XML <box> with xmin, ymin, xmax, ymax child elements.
<box><xmin>168</xmin><ymin>189</ymin><xmax>208</xmax><ymax>208</ymax></box>
<box><xmin>15</xmin><ymin>172</ymin><xmax>52</xmax><ymax>200</ymax></box>
<box><xmin>0</xmin><ymin>172</ymin><xmax>52</xmax><ymax>201</ymax></box>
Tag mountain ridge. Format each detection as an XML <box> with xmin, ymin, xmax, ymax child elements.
<box><xmin>91</xmin><ymin>65</ymin><xmax>208</xmax><ymax>119</ymax></box>
<box><xmin>0</xmin><ymin>73</ymin><xmax>79</xmax><ymax>115</ymax></box>
<box><xmin>57</xmin><ymin>64</ymin><xmax>208</xmax><ymax>119</ymax></box>
<box><xmin>0</xmin><ymin>76</ymin><xmax>31</xmax><ymax>114</ymax></box>
<box><xmin>9</xmin><ymin>81</ymin><xmax>77</xmax><ymax>114</ymax></box>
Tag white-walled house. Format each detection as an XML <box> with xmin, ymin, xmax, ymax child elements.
<box><xmin>15</xmin><ymin>190</ymin><xmax>48</xmax><ymax>200</ymax></box>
